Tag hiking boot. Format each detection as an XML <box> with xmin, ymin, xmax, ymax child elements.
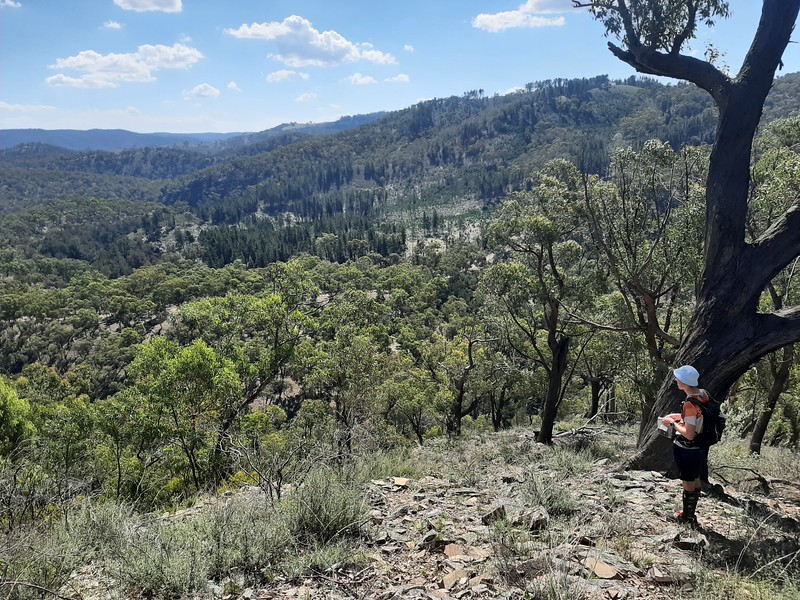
<box><xmin>666</xmin><ymin>488</ymin><xmax>701</xmax><ymax>528</ymax></box>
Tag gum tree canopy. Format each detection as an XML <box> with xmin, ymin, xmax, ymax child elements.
<box><xmin>574</xmin><ymin>0</ymin><xmax>800</xmax><ymax>469</ymax></box>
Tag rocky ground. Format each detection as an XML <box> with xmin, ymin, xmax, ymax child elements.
<box><xmin>64</xmin><ymin>428</ymin><xmax>800</xmax><ymax>600</ymax></box>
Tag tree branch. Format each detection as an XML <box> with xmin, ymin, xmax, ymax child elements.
<box><xmin>754</xmin><ymin>306</ymin><xmax>800</xmax><ymax>352</ymax></box>
<box><xmin>671</xmin><ymin>1</ymin><xmax>698</xmax><ymax>56</ymax></box>
<box><xmin>0</xmin><ymin>581</ymin><xmax>76</xmax><ymax>600</ymax></box>
<box><xmin>606</xmin><ymin>41</ymin><xmax>729</xmax><ymax>100</ymax></box>
<box><xmin>749</xmin><ymin>203</ymin><xmax>800</xmax><ymax>292</ymax></box>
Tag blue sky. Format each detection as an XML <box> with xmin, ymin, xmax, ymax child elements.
<box><xmin>1</xmin><ymin>0</ymin><xmax>797</xmax><ymax>134</ymax></box>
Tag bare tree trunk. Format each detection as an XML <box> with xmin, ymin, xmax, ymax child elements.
<box><xmin>604</xmin><ymin>382</ymin><xmax>617</xmax><ymax>422</ymax></box>
<box><xmin>537</xmin><ymin>335</ymin><xmax>570</xmax><ymax>444</ymax></box>
<box><xmin>588</xmin><ymin>379</ymin><xmax>601</xmax><ymax>418</ymax></box>
<box><xmin>750</xmin><ymin>345</ymin><xmax>794</xmax><ymax>454</ymax></box>
<box><xmin>490</xmin><ymin>384</ymin><xmax>510</xmax><ymax>431</ymax></box>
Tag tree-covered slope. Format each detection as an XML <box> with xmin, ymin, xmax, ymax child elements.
<box><xmin>1</xmin><ymin>73</ymin><xmax>798</xmax><ymax>273</ymax></box>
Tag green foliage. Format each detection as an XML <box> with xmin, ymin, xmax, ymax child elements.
<box><xmin>583</xmin><ymin>1</ymin><xmax>730</xmax><ymax>55</ymax></box>
<box><xmin>126</xmin><ymin>337</ymin><xmax>243</xmax><ymax>495</ymax></box>
<box><xmin>115</xmin><ymin>516</ymin><xmax>213</xmax><ymax>596</ymax></box>
<box><xmin>0</xmin><ymin>71</ymin><xmax>798</xmax><ymax>532</ymax></box>
<box><xmin>4</xmin><ymin>73</ymin><xmax>769</xmax><ymax>274</ymax></box>
<box><xmin>0</xmin><ymin>376</ymin><xmax>34</xmax><ymax>456</ymax></box>
<box><xmin>230</xmin><ymin>401</ymin><xmax>337</xmax><ymax>505</ymax></box>
<box><xmin>170</xmin><ymin>291</ymin><xmax>317</xmax><ymax>410</ymax></box>
<box><xmin>3</xmin><ymin>57</ymin><xmax>800</xmax><ymax>598</ymax></box>
<box><xmin>0</xmin><ymin>520</ymin><xmax>88</xmax><ymax>598</ymax></box>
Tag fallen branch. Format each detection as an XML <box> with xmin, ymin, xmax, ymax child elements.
<box><xmin>713</xmin><ymin>465</ymin><xmax>771</xmax><ymax>494</ymax></box>
<box><xmin>554</xmin><ymin>427</ymin><xmax>605</xmax><ymax>439</ymax></box>
<box><xmin>309</xmin><ymin>568</ymin><xmax>370</xmax><ymax>599</ymax></box>
<box><xmin>0</xmin><ymin>580</ymin><xmax>77</xmax><ymax>600</ymax></box>
<box><xmin>553</xmin><ymin>410</ymin><xmax>629</xmax><ymax>439</ymax></box>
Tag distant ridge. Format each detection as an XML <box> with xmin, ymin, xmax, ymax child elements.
<box><xmin>0</xmin><ymin>113</ymin><xmax>388</xmax><ymax>153</ymax></box>
<box><xmin>0</xmin><ymin>129</ymin><xmax>242</xmax><ymax>152</ymax></box>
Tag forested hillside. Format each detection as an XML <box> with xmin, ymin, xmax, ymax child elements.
<box><xmin>1</xmin><ymin>71</ymin><xmax>800</xmax><ymax>599</ymax></box>
<box><xmin>2</xmin><ymin>73</ymin><xmax>799</xmax><ymax>273</ymax></box>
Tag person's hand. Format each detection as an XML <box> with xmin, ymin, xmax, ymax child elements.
<box><xmin>661</xmin><ymin>416</ymin><xmax>674</xmax><ymax>427</ymax></box>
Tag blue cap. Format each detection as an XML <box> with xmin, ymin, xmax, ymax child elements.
<box><xmin>673</xmin><ymin>365</ymin><xmax>700</xmax><ymax>387</ymax></box>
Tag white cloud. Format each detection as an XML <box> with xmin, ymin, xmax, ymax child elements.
<box><xmin>473</xmin><ymin>0</ymin><xmax>566</xmax><ymax>33</ymax></box>
<box><xmin>385</xmin><ymin>74</ymin><xmax>410</xmax><ymax>84</ymax></box>
<box><xmin>103</xmin><ymin>20</ymin><xmax>123</xmax><ymax>29</ymax></box>
<box><xmin>113</xmin><ymin>0</ymin><xmax>181</xmax><ymax>13</ymax></box>
<box><xmin>0</xmin><ymin>101</ymin><xmax>56</xmax><ymax>113</ymax></box>
<box><xmin>266</xmin><ymin>69</ymin><xmax>310</xmax><ymax>83</ymax></box>
<box><xmin>0</xmin><ymin>0</ymin><xmax>22</xmax><ymax>7</ymax></box>
<box><xmin>295</xmin><ymin>92</ymin><xmax>317</xmax><ymax>103</ymax></box>
<box><xmin>46</xmin><ymin>43</ymin><xmax>203</xmax><ymax>89</ymax></box>
<box><xmin>227</xmin><ymin>81</ymin><xmax>242</xmax><ymax>92</ymax></box>
<box><xmin>347</xmin><ymin>73</ymin><xmax>377</xmax><ymax>85</ymax></box>
<box><xmin>225</xmin><ymin>15</ymin><xmax>396</xmax><ymax>67</ymax></box>
<box><xmin>520</xmin><ymin>0</ymin><xmax>568</xmax><ymax>13</ymax></box>
<box><xmin>403</xmin><ymin>44</ymin><xmax>415</xmax><ymax>53</ymax></box>
<box><xmin>46</xmin><ymin>74</ymin><xmax>117</xmax><ymax>89</ymax></box>
<box><xmin>184</xmin><ymin>83</ymin><xmax>220</xmax><ymax>99</ymax></box>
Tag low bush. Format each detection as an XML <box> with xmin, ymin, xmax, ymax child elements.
<box><xmin>284</xmin><ymin>466</ymin><xmax>367</xmax><ymax>545</ymax></box>
<box><xmin>521</xmin><ymin>468</ymin><xmax>580</xmax><ymax>517</ymax></box>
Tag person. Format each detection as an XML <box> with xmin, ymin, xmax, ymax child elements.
<box><xmin>661</xmin><ymin>364</ymin><xmax>710</xmax><ymax>527</ymax></box>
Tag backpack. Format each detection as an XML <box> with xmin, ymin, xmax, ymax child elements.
<box><xmin>688</xmin><ymin>395</ymin><xmax>726</xmax><ymax>447</ymax></box>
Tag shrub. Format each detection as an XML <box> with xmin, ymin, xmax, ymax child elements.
<box><xmin>521</xmin><ymin>469</ymin><xmax>580</xmax><ymax>517</ymax></box>
<box><xmin>70</xmin><ymin>500</ymin><xmax>135</xmax><ymax>556</ymax></box>
<box><xmin>114</xmin><ymin>516</ymin><xmax>212</xmax><ymax>597</ymax></box>
<box><xmin>0</xmin><ymin>524</ymin><xmax>85</xmax><ymax>599</ymax></box>
<box><xmin>541</xmin><ymin>444</ymin><xmax>595</xmax><ymax>475</ymax></box>
<box><xmin>351</xmin><ymin>446</ymin><xmax>424</xmax><ymax>483</ymax></box>
<box><xmin>284</xmin><ymin>467</ymin><xmax>367</xmax><ymax>545</ymax></box>
<box><xmin>205</xmin><ymin>494</ymin><xmax>292</xmax><ymax>580</ymax></box>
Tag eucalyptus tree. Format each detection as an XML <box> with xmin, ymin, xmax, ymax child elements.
<box><xmin>378</xmin><ymin>353</ymin><xmax>437</xmax><ymax>445</ymax></box>
<box><xmin>582</xmin><ymin>141</ymin><xmax>706</xmax><ymax>438</ymax></box>
<box><xmin>579</xmin><ymin>330</ymin><xmax>623</xmax><ymax>419</ymax></box>
<box><xmin>418</xmin><ymin>325</ymin><xmax>491</xmax><ymax>438</ymax></box>
<box><xmin>169</xmin><ymin>292</ymin><xmax>314</xmax><ymax>410</ymax></box>
<box><xmin>0</xmin><ymin>376</ymin><xmax>40</xmax><ymax>530</ymax></box>
<box><xmin>0</xmin><ymin>376</ymin><xmax>33</xmax><ymax>457</ymax></box>
<box><xmin>471</xmin><ymin>354</ymin><xmax>525</xmax><ymax>431</ymax></box>
<box><xmin>127</xmin><ymin>338</ymin><xmax>241</xmax><ymax>492</ymax></box>
<box><xmin>233</xmin><ymin>403</ymin><xmax>337</xmax><ymax>506</ymax></box>
<box><xmin>481</xmin><ymin>160</ymin><xmax>599</xmax><ymax>444</ymax></box>
<box><xmin>576</xmin><ymin>0</ymin><xmax>800</xmax><ymax>468</ymax></box>
<box><xmin>16</xmin><ymin>364</ymin><xmax>97</xmax><ymax>523</ymax></box>
<box><xmin>302</xmin><ymin>329</ymin><xmax>388</xmax><ymax>453</ymax></box>
<box><xmin>747</xmin><ymin>344</ymin><xmax>796</xmax><ymax>454</ymax></box>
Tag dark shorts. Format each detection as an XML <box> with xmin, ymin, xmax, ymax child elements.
<box><xmin>673</xmin><ymin>444</ymin><xmax>708</xmax><ymax>482</ymax></box>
